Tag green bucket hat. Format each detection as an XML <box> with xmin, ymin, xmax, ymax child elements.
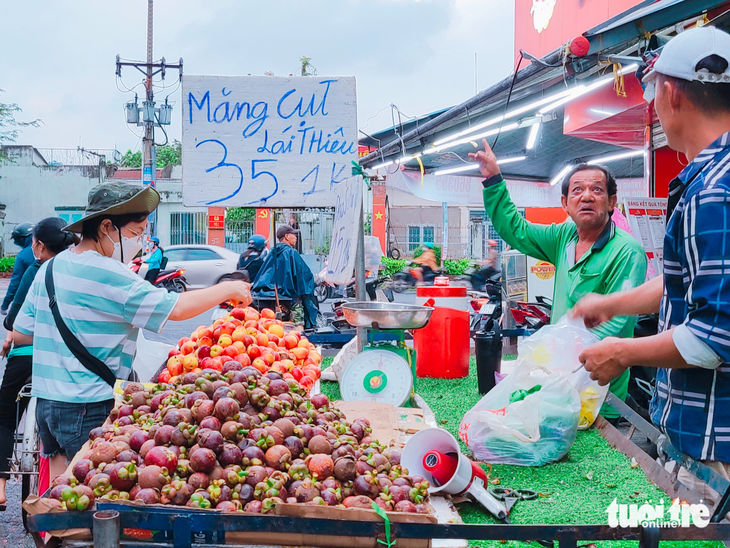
<box><xmin>65</xmin><ymin>181</ymin><xmax>160</xmax><ymax>233</ymax></box>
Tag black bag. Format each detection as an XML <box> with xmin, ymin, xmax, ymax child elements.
<box><xmin>44</xmin><ymin>258</ymin><xmax>117</xmax><ymax>388</ymax></box>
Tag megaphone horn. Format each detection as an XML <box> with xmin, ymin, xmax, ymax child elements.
<box><xmin>402</xmin><ymin>428</ymin><xmax>507</xmax><ymax>520</ymax></box>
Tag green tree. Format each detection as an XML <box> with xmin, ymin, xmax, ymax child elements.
<box><xmin>156</xmin><ymin>139</ymin><xmax>182</xmax><ymax>167</ymax></box>
<box><xmin>120</xmin><ymin>140</ymin><xmax>182</xmax><ymax>168</ymax></box>
<box><xmin>120</xmin><ymin>150</ymin><xmax>142</xmax><ymax>167</ymax></box>
<box><xmin>0</xmin><ymin>90</ymin><xmax>41</xmax><ymax>162</ymax></box>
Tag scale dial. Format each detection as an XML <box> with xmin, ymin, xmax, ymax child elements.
<box><xmin>340</xmin><ymin>349</ymin><xmax>413</xmax><ymax>406</ymax></box>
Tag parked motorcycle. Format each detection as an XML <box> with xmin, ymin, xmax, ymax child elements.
<box><xmin>509</xmin><ymin>296</ymin><xmax>552</xmax><ymax>332</ymax></box>
<box><xmin>468</xmin><ymin>279</ymin><xmax>503</xmax><ymax>337</ymax></box>
<box><xmin>130</xmin><ymin>257</ymin><xmax>188</xmax><ymax>293</ymax></box>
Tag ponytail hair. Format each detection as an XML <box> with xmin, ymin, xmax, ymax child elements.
<box><xmin>33</xmin><ymin>217</ymin><xmax>79</xmax><ymax>255</ymax></box>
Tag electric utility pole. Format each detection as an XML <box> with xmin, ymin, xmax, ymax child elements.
<box><xmin>116</xmin><ymin>0</ymin><xmax>182</xmax><ymax>237</ymax></box>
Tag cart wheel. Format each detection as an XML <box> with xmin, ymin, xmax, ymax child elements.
<box><xmin>21</xmin><ymin>397</ymin><xmax>39</xmax><ymax>531</ymax></box>
<box><xmin>388</xmin><ymin>248</ymin><xmax>401</xmax><ymax>260</ymax></box>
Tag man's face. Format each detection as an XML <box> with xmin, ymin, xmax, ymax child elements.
<box><xmin>283</xmin><ymin>232</ymin><xmax>297</xmax><ymax>247</ymax></box>
<box><xmin>654</xmin><ymin>76</ymin><xmax>682</xmax><ymax>152</ymax></box>
<box><xmin>561</xmin><ymin>169</ymin><xmax>616</xmax><ymax>231</ymax></box>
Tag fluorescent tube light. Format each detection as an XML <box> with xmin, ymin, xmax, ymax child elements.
<box><xmin>539</xmin><ymin>64</ymin><xmax>639</xmax><ymax>114</ymax></box>
<box><xmin>526</xmin><ymin>123</ymin><xmax>540</xmax><ymax>150</ymax></box>
<box><xmin>588</xmin><ymin>149</ymin><xmax>645</xmax><ymax>164</ymax></box>
<box><xmin>425</xmin><ymin>122</ymin><xmax>520</xmax><ymax>155</ymax></box>
<box><xmin>371</xmin><ymin>161</ymin><xmax>393</xmax><ymax>170</ymax></box>
<box><xmin>498</xmin><ymin>155</ymin><xmax>527</xmax><ymax>165</ymax></box>
<box><xmin>434</xmin><ymin>164</ymin><xmax>479</xmax><ymax>176</ymax></box>
<box><xmin>432</xmin><ymin>88</ymin><xmax>577</xmax><ymax>147</ymax></box>
<box><xmin>434</xmin><ymin>156</ymin><xmax>526</xmax><ymax>177</ymax></box>
<box><xmin>550</xmin><ymin>165</ymin><xmax>573</xmax><ymax>186</ymax></box>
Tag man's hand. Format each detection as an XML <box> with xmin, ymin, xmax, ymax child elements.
<box><xmin>579</xmin><ymin>337</ymin><xmax>629</xmax><ymax>386</ymax></box>
<box><xmin>570</xmin><ymin>293</ymin><xmax>617</xmax><ymax>329</ymax></box>
<box><xmin>468</xmin><ymin>139</ymin><xmax>501</xmax><ymax>179</ymax></box>
<box><xmin>1</xmin><ymin>333</ymin><xmax>12</xmax><ymax>358</ymax></box>
<box><xmin>226</xmin><ymin>281</ymin><xmax>253</xmax><ymax>307</ymax></box>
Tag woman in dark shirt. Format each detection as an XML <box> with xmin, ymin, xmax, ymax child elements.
<box><xmin>0</xmin><ymin>218</ymin><xmax>76</xmax><ymax>504</ymax></box>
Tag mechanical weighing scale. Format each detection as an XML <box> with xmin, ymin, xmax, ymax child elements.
<box><xmin>339</xmin><ymin>302</ymin><xmax>434</xmax><ymax>406</ymax></box>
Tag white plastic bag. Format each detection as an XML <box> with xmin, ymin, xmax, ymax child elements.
<box><xmin>517</xmin><ymin>316</ymin><xmax>608</xmax><ymax>429</ymax></box>
<box><xmin>459</xmin><ymin>360</ymin><xmax>580</xmax><ymax>466</ymax></box>
<box><xmin>364</xmin><ymin>236</ymin><xmax>385</xmax><ymax>274</ymax></box>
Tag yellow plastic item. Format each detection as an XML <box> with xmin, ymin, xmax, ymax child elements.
<box><xmin>578</xmin><ymin>387</ymin><xmax>600</xmax><ymax>429</ymax></box>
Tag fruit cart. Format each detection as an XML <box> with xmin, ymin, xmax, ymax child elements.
<box><xmin>22</xmin><ymin>501</ymin><xmax>730</xmax><ymax>548</ymax></box>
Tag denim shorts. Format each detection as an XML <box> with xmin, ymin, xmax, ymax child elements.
<box><xmin>36</xmin><ymin>398</ymin><xmax>114</xmax><ymax>460</ymax></box>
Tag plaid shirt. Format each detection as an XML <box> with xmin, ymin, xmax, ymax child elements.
<box><xmin>650</xmin><ymin>131</ymin><xmax>730</xmax><ymax>462</ymax></box>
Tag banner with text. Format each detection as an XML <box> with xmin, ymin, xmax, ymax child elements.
<box><xmin>326</xmin><ymin>176</ymin><xmax>363</xmax><ymax>285</ymax></box>
<box><xmin>182</xmin><ymin>75</ymin><xmax>357</xmax><ymax>208</ymax></box>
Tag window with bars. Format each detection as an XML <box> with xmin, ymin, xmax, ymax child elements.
<box><xmin>408</xmin><ymin>225</ymin><xmax>436</xmax><ymax>251</ymax></box>
<box><xmin>469</xmin><ymin>210</ymin><xmax>524</xmax><ymax>259</ymax></box>
<box><xmin>170</xmin><ymin>212</ymin><xmax>207</xmax><ymax>245</ymax></box>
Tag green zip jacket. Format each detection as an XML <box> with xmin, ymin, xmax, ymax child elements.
<box><xmin>483</xmin><ymin>176</ymin><xmax>647</xmax><ymax>415</ymax></box>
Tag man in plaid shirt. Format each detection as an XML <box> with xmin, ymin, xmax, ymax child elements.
<box><xmin>572</xmin><ymin>25</ymin><xmax>730</xmax><ymax>504</ymax></box>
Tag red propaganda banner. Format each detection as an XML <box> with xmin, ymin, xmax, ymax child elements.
<box><xmin>208</xmin><ymin>214</ymin><xmax>225</xmax><ymax>230</ymax></box>
<box><xmin>514</xmin><ymin>0</ymin><xmax>644</xmax><ymax>63</ymax></box>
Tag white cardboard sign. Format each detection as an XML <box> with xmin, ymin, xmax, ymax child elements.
<box><xmin>326</xmin><ymin>176</ymin><xmax>363</xmax><ymax>285</ymax></box>
<box><xmin>182</xmin><ymin>75</ymin><xmax>357</xmax><ymax>207</ymax></box>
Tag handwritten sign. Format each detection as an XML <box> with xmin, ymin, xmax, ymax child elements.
<box><xmin>326</xmin><ymin>176</ymin><xmax>363</xmax><ymax>285</ymax></box>
<box><xmin>182</xmin><ymin>75</ymin><xmax>358</xmax><ymax>207</ymax></box>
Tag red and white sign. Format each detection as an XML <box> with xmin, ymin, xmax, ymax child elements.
<box><xmin>514</xmin><ymin>0</ymin><xmax>645</xmax><ymax>63</ymax></box>
<box><xmin>624</xmin><ymin>197</ymin><xmax>668</xmax><ymax>277</ymax></box>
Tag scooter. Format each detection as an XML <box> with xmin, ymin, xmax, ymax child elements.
<box><xmin>469</xmin><ymin>279</ymin><xmax>503</xmax><ymax>337</ymax></box>
<box><xmin>392</xmin><ymin>266</ymin><xmax>441</xmax><ymax>291</ymax></box>
<box><xmin>130</xmin><ymin>257</ymin><xmax>188</xmax><ymax>293</ymax></box>
<box><xmin>509</xmin><ymin>296</ymin><xmax>552</xmax><ymax>332</ymax></box>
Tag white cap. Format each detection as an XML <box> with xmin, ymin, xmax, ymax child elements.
<box><xmin>645</xmin><ymin>26</ymin><xmax>730</xmax><ymax>84</ymax></box>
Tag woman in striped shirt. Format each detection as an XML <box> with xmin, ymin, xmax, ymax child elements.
<box><xmin>13</xmin><ymin>182</ymin><xmax>252</xmax><ymax>482</ymax></box>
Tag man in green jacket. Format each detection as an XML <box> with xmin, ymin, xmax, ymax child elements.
<box><xmin>469</xmin><ymin>140</ymin><xmax>647</xmax><ymax>419</ymax></box>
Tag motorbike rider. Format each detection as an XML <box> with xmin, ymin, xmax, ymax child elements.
<box><xmin>12</xmin><ymin>182</ymin><xmax>252</xmax><ymax>482</ymax></box>
<box><xmin>412</xmin><ymin>242</ymin><xmax>438</xmax><ymax>284</ymax></box>
<box><xmin>252</xmin><ymin>225</ymin><xmax>319</xmax><ymax>329</ymax></box>
<box><xmin>143</xmin><ymin>237</ymin><xmax>163</xmax><ymax>283</ymax></box>
<box><xmin>1</xmin><ymin>223</ymin><xmax>35</xmax><ymax>315</ymax></box>
<box><xmin>237</xmin><ymin>234</ymin><xmax>268</xmax><ymax>282</ymax></box>
<box><xmin>471</xmin><ymin>240</ymin><xmax>501</xmax><ymax>291</ymax></box>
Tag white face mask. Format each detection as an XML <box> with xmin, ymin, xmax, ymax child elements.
<box><xmin>106</xmin><ymin>227</ymin><xmax>144</xmax><ymax>263</ymax></box>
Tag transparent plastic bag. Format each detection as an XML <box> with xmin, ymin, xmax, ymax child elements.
<box><xmin>518</xmin><ymin>316</ymin><xmax>608</xmax><ymax>430</ymax></box>
<box><xmin>459</xmin><ymin>361</ymin><xmax>580</xmax><ymax>466</ymax></box>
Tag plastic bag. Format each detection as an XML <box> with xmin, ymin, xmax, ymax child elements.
<box><xmin>517</xmin><ymin>316</ymin><xmax>608</xmax><ymax>430</ymax></box>
<box><xmin>459</xmin><ymin>360</ymin><xmax>580</xmax><ymax>466</ymax></box>
<box><xmin>364</xmin><ymin>236</ymin><xmax>385</xmax><ymax>274</ymax></box>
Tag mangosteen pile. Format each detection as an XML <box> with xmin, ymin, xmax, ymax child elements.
<box><xmin>47</xmin><ymin>369</ymin><xmax>430</xmax><ymax>514</ymax></box>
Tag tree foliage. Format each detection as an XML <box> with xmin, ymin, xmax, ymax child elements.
<box><xmin>0</xmin><ymin>90</ymin><xmax>42</xmax><ymax>162</ymax></box>
<box><xmin>120</xmin><ymin>139</ymin><xmax>182</xmax><ymax>168</ymax></box>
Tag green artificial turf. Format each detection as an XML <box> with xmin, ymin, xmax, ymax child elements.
<box><xmin>320</xmin><ymin>357</ymin><xmax>721</xmax><ymax>548</ymax></box>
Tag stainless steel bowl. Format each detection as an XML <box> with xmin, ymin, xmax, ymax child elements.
<box><xmin>340</xmin><ymin>302</ymin><xmax>434</xmax><ymax>330</ymax></box>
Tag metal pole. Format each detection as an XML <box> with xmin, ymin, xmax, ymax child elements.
<box><xmin>442</xmin><ymin>202</ymin><xmax>448</xmax><ymax>261</ymax></box>
<box><xmin>355</xmin><ymin>193</ymin><xmax>367</xmax><ymax>352</ymax></box>
<box><xmin>143</xmin><ymin>0</ymin><xmax>156</xmax><ymax>232</ymax></box>
<box><xmin>93</xmin><ymin>510</ymin><xmax>120</xmax><ymax>548</ymax></box>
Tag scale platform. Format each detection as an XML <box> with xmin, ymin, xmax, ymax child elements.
<box><xmin>339</xmin><ymin>302</ymin><xmax>434</xmax><ymax>407</ymax></box>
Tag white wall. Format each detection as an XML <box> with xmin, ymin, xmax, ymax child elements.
<box><xmin>0</xmin><ymin>146</ymin><xmax>102</xmax><ymax>255</ymax></box>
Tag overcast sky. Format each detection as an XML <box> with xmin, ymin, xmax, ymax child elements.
<box><xmin>1</xmin><ymin>0</ymin><xmax>515</xmax><ymax>155</ymax></box>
